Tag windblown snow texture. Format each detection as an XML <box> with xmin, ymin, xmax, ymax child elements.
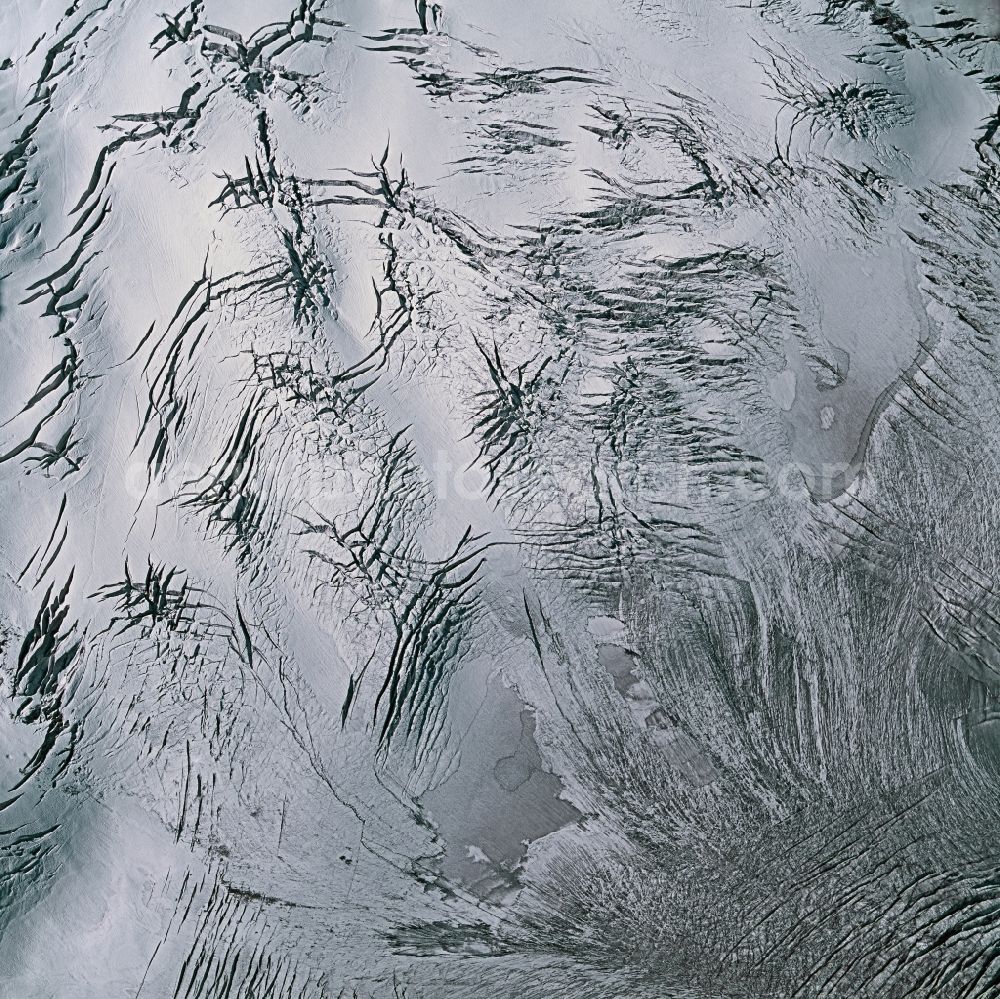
<box><xmin>1</xmin><ymin>0</ymin><xmax>1000</xmax><ymax>996</ymax></box>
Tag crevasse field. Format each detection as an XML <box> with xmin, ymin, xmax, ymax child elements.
<box><xmin>1</xmin><ymin>1</ymin><xmax>1000</xmax><ymax>996</ymax></box>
